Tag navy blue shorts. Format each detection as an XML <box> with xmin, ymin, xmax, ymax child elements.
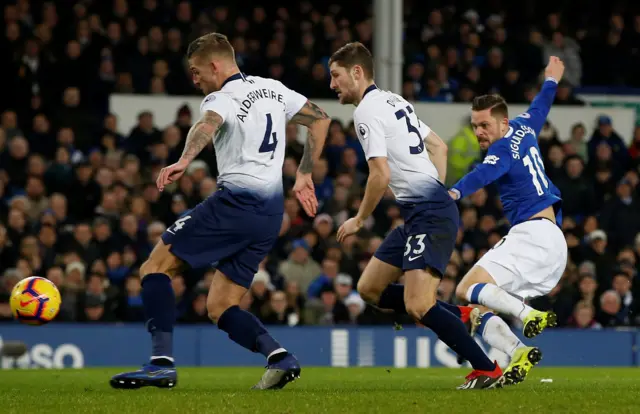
<box><xmin>374</xmin><ymin>201</ymin><xmax>459</xmax><ymax>276</ymax></box>
<box><xmin>161</xmin><ymin>188</ymin><xmax>282</xmax><ymax>289</ymax></box>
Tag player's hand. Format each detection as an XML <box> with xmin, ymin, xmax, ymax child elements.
<box><xmin>337</xmin><ymin>217</ymin><xmax>363</xmax><ymax>243</ymax></box>
<box><xmin>544</xmin><ymin>56</ymin><xmax>565</xmax><ymax>82</ymax></box>
<box><xmin>448</xmin><ymin>190</ymin><xmax>460</xmax><ymax>200</ymax></box>
<box><xmin>293</xmin><ymin>171</ymin><xmax>318</xmax><ymax>217</ymax></box>
<box><xmin>157</xmin><ymin>159</ymin><xmax>189</xmax><ymax>191</ymax></box>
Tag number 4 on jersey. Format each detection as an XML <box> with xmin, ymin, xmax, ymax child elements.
<box><xmin>259</xmin><ymin>113</ymin><xmax>278</xmax><ymax>159</ymax></box>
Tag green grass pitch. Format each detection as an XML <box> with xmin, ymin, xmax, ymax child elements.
<box><xmin>1</xmin><ymin>367</ymin><xmax>638</xmax><ymax>413</ymax></box>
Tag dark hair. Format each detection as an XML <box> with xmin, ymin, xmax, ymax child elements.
<box><xmin>187</xmin><ymin>32</ymin><xmax>235</xmax><ymax>60</ymax></box>
<box><xmin>329</xmin><ymin>42</ymin><xmax>374</xmax><ymax>80</ymax></box>
<box><xmin>471</xmin><ymin>94</ymin><xmax>508</xmax><ymax>118</ymax></box>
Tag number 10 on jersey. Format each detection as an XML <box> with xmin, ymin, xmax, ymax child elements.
<box><xmin>523</xmin><ymin>147</ymin><xmax>548</xmax><ymax>195</ymax></box>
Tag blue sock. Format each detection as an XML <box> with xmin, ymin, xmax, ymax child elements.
<box><xmin>142</xmin><ymin>273</ymin><xmax>175</xmax><ymax>366</ymax></box>
<box><xmin>477</xmin><ymin>312</ymin><xmax>495</xmax><ymax>336</ymax></box>
<box><xmin>218</xmin><ymin>305</ymin><xmax>286</xmax><ymax>362</ymax></box>
<box><xmin>378</xmin><ymin>284</ymin><xmax>462</xmax><ymax>318</ymax></box>
<box><xmin>420</xmin><ymin>303</ymin><xmax>495</xmax><ymax>371</ymax></box>
<box><xmin>438</xmin><ymin>301</ymin><xmax>462</xmax><ymax>318</ymax></box>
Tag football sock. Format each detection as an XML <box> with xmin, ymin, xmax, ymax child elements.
<box><xmin>218</xmin><ymin>305</ymin><xmax>286</xmax><ymax>362</ymax></box>
<box><xmin>438</xmin><ymin>301</ymin><xmax>462</xmax><ymax>318</ymax></box>
<box><xmin>142</xmin><ymin>273</ymin><xmax>175</xmax><ymax>366</ymax></box>
<box><xmin>478</xmin><ymin>312</ymin><xmax>524</xmax><ymax>357</ymax></box>
<box><xmin>466</xmin><ymin>283</ymin><xmax>534</xmax><ymax>322</ymax></box>
<box><xmin>420</xmin><ymin>302</ymin><xmax>495</xmax><ymax>371</ymax></box>
<box><xmin>377</xmin><ymin>284</ymin><xmax>462</xmax><ymax>317</ymax></box>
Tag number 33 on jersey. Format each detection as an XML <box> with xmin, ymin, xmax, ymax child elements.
<box><xmin>353</xmin><ymin>86</ymin><xmax>445</xmax><ymax>204</ymax></box>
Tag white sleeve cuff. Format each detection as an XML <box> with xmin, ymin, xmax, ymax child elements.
<box><xmin>545</xmin><ymin>76</ymin><xmax>559</xmax><ymax>84</ymax></box>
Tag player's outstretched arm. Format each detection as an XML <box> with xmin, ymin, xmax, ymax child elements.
<box><xmin>525</xmin><ymin>56</ymin><xmax>565</xmax><ymax>133</ymax></box>
<box><xmin>449</xmin><ymin>142</ymin><xmax>512</xmax><ymax>200</ymax></box>
<box><xmin>290</xmin><ymin>100</ymin><xmax>330</xmax><ymax>217</ymax></box>
<box><xmin>424</xmin><ymin>130</ymin><xmax>448</xmax><ymax>183</ymax></box>
<box><xmin>337</xmin><ymin>157</ymin><xmax>390</xmax><ymax>242</ymax></box>
<box><xmin>156</xmin><ymin>110</ymin><xmax>222</xmax><ymax>191</ymax></box>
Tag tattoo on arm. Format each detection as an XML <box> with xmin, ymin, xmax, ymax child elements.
<box><xmin>299</xmin><ymin>130</ymin><xmax>315</xmax><ymax>173</ymax></box>
<box><xmin>291</xmin><ymin>100</ymin><xmax>329</xmax><ymax>174</ymax></box>
<box><xmin>290</xmin><ymin>100</ymin><xmax>329</xmax><ymax>126</ymax></box>
<box><xmin>180</xmin><ymin>111</ymin><xmax>222</xmax><ymax>163</ymax></box>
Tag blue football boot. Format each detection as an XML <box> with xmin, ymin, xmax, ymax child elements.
<box><xmin>252</xmin><ymin>353</ymin><xmax>301</xmax><ymax>390</ymax></box>
<box><xmin>110</xmin><ymin>363</ymin><xmax>177</xmax><ymax>389</ymax></box>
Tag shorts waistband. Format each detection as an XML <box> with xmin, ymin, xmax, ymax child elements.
<box><xmin>526</xmin><ymin>217</ymin><xmax>555</xmax><ymax>224</ymax></box>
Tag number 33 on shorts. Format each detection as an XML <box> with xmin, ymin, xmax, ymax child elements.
<box><xmin>404</xmin><ymin>234</ymin><xmax>426</xmax><ymax>261</ymax></box>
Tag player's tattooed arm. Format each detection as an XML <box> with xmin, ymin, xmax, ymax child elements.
<box><xmin>424</xmin><ymin>130</ymin><xmax>448</xmax><ymax>183</ymax></box>
<box><xmin>291</xmin><ymin>100</ymin><xmax>330</xmax><ymax>173</ymax></box>
<box><xmin>179</xmin><ymin>110</ymin><xmax>223</xmax><ymax>164</ymax></box>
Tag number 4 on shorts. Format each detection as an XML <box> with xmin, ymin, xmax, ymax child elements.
<box><xmin>167</xmin><ymin>215</ymin><xmax>192</xmax><ymax>234</ymax></box>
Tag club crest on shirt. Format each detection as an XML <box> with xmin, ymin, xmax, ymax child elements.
<box><xmin>357</xmin><ymin>123</ymin><xmax>370</xmax><ymax>139</ymax></box>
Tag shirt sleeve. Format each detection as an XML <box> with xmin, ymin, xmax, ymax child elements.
<box><xmin>279</xmin><ymin>83</ymin><xmax>308</xmax><ymax>121</ymax></box>
<box><xmin>416</xmin><ymin>118</ymin><xmax>432</xmax><ymax>138</ymax></box>
<box><xmin>515</xmin><ymin>78</ymin><xmax>558</xmax><ymax>136</ymax></box>
<box><xmin>200</xmin><ymin>93</ymin><xmax>232</xmax><ymax>123</ymax></box>
<box><xmin>452</xmin><ymin>139</ymin><xmax>513</xmax><ymax>198</ymax></box>
<box><xmin>354</xmin><ymin>109</ymin><xmax>387</xmax><ymax>159</ymax></box>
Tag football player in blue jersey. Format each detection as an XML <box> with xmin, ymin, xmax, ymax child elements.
<box><xmin>448</xmin><ymin>57</ymin><xmax>568</xmax><ymax>386</ymax></box>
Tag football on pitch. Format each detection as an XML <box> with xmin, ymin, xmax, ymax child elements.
<box><xmin>10</xmin><ymin>276</ymin><xmax>62</xmax><ymax>325</ymax></box>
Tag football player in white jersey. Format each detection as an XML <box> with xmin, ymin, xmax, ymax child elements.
<box><xmin>111</xmin><ymin>33</ymin><xmax>330</xmax><ymax>390</ymax></box>
<box><xmin>329</xmin><ymin>42</ymin><xmax>503</xmax><ymax>389</ymax></box>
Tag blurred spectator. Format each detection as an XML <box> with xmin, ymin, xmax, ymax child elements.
<box><xmin>600</xmin><ymin>179</ymin><xmax>640</xmax><ymax>253</ymax></box>
<box><xmin>588</xmin><ymin>116</ymin><xmax>629</xmax><ymax>172</ymax></box>
<box><xmin>568</xmin><ymin>300</ymin><xmax>601</xmax><ymax>329</ymax></box>
<box><xmin>555</xmin><ymin>155</ymin><xmax>596</xmax><ymax>218</ymax></box>
<box><xmin>597</xmin><ymin>290</ymin><xmax>630</xmax><ymax>327</ymax></box>
<box><xmin>278</xmin><ymin>239</ymin><xmax>322</xmax><ymax>294</ymax></box>
<box><xmin>564</xmin><ymin>123</ymin><xmax>588</xmax><ymax>161</ymax></box>
<box><xmin>446</xmin><ymin>119</ymin><xmax>480</xmax><ymax>186</ymax></box>
<box><xmin>262</xmin><ymin>290</ymin><xmax>299</xmax><ymax>326</ymax></box>
<box><xmin>543</xmin><ymin>31</ymin><xmax>582</xmax><ymax>86</ymax></box>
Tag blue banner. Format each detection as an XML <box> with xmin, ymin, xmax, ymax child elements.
<box><xmin>0</xmin><ymin>324</ymin><xmax>636</xmax><ymax>369</ymax></box>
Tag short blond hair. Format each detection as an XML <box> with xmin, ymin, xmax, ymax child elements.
<box><xmin>187</xmin><ymin>32</ymin><xmax>234</xmax><ymax>60</ymax></box>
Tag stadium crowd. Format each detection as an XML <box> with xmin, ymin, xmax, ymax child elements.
<box><xmin>1</xmin><ymin>0</ymin><xmax>640</xmax><ymax>329</ymax></box>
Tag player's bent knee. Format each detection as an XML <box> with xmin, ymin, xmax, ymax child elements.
<box><xmin>405</xmin><ymin>297</ymin><xmax>436</xmax><ymax>321</ymax></box>
<box><xmin>455</xmin><ymin>283</ymin><xmax>469</xmax><ymax>301</ymax></box>
<box><xmin>357</xmin><ymin>279</ymin><xmax>382</xmax><ymax>305</ymax></box>
<box><xmin>139</xmin><ymin>241</ymin><xmax>183</xmax><ymax>279</ymax></box>
<box><xmin>206</xmin><ymin>299</ymin><xmax>234</xmax><ymax>324</ymax></box>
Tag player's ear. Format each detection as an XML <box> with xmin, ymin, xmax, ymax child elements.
<box><xmin>351</xmin><ymin>65</ymin><xmax>361</xmax><ymax>80</ymax></box>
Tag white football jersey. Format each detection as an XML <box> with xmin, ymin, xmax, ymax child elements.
<box><xmin>353</xmin><ymin>86</ymin><xmax>442</xmax><ymax>203</ymax></box>
<box><xmin>200</xmin><ymin>73</ymin><xmax>307</xmax><ymax>207</ymax></box>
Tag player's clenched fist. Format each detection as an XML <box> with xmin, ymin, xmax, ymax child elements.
<box><xmin>544</xmin><ymin>56</ymin><xmax>565</xmax><ymax>82</ymax></box>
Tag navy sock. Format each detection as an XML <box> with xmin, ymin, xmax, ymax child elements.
<box><xmin>142</xmin><ymin>273</ymin><xmax>175</xmax><ymax>366</ymax></box>
<box><xmin>218</xmin><ymin>305</ymin><xmax>285</xmax><ymax>361</ymax></box>
<box><xmin>378</xmin><ymin>284</ymin><xmax>462</xmax><ymax>319</ymax></box>
<box><xmin>420</xmin><ymin>303</ymin><xmax>495</xmax><ymax>371</ymax></box>
<box><xmin>438</xmin><ymin>301</ymin><xmax>462</xmax><ymax>318</ymax></box>
<box><xmin>377</xmin><ymin>284</ymin><xmax>407</xmax><ymax>313</ymax></box>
